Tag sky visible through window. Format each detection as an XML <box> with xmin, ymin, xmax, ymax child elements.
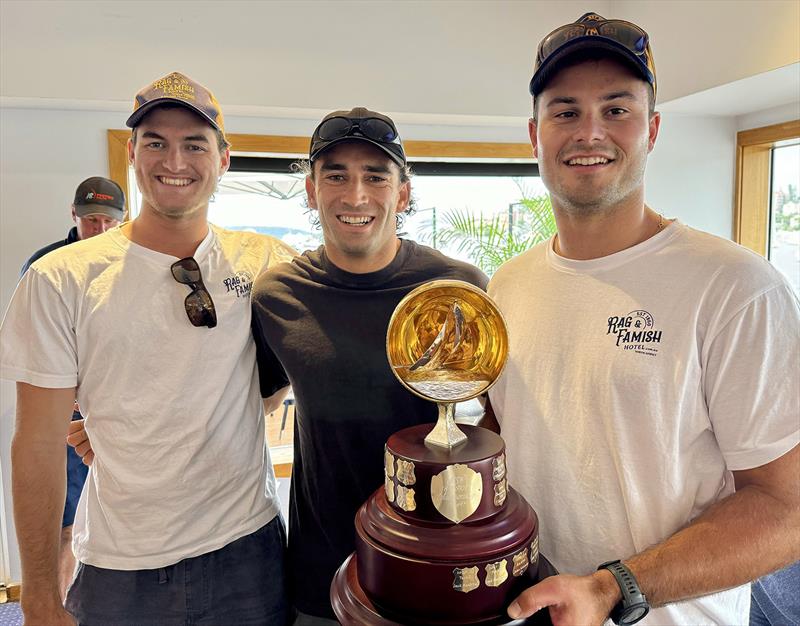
<box><xmin>770</xmin><ymin>142</ymin><xmax>800</xmax><ymax>294</ymax></box>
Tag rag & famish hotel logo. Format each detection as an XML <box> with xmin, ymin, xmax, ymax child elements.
<box><xmin>606</xmin><ymin>310</ymin><xmax>663</xmax><ymax>356</ymax></box>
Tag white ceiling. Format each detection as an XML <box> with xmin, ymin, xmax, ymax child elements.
<box><xmin>660</xmin><ymin>63</ymin><xmax>800</xmax><ymax>117</ymax></box>
<box><xmin>1</xmin><ymin>0</ymin><xmax>798</xmax><ymax>120</ymax></box>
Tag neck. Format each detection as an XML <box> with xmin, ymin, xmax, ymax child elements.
<box><xmin>552</xmin><ymin>195</ymin><xmax>665</xmax><ymax>260</ymax></box>
<box><xmin>123</xmin><ymin>209</ymin><xmax>209</xmax><ymax>259</ymax></box>
<box><xmin>325</xmin><ymin>238</ymin><xmax>402</xmax><ymax>274</ymax></box>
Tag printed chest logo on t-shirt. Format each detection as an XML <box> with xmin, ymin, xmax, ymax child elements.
<box><xmin>606</xmin><ymin>310</ymin><xmax>663</xmax><ymax>357</ymax></box>
<box><xmin>222</xmin><ymin>271</ymin><xmax>254</xmax><ymax>298</ymax></box>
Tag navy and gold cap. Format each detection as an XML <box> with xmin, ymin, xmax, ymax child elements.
<box><xmin>530</xmin><ymin>12</ymin><xmax>656</xmax><ymax>98</ymax></box>
<box><xmin>126</xmin><ymin>72</ymin><xmax>225</xmax><ymax>134</ymax></box>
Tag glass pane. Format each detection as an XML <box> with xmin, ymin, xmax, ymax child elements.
<box><xmin>404</xmin><ymin>174</ymin><xmax>552</xmax><ymax>276</ymax></box>
<box><xmin>769</xmin><ymin>143</ymin><xmax>800</xmax><ymax>295</ymax></box>
<box><xmin>212</xmin><ymin>171</ymin><xmax>323</xmax><ymax>252</ymax></box>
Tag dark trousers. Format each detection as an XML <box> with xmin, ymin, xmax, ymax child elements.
<box><xmin>65</xmin><ymin>516</ymin><xmax>288</xmax><ymax>625</ymax></box>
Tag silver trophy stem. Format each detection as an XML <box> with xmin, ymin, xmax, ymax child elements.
<box><xmin>424</xmin><ymin>402</ymin><xmax>467</xmax><ymax>448</ymax></box>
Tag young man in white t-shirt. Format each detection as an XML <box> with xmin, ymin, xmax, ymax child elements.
<box><xmin>0</xmin><ymin>72</ymin><xmax>294</xmax><ymax>625</ymax></box>
<box><xmin>488</xmin><ymin>12</ymin><xmax>800</xmax><ymax>626</ymax></box>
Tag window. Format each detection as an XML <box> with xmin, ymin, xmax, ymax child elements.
<box><xmin>735</xmin><ymin>119</ymin><xmax>800</xmax><ymax>294</ymax></box>
<box><xmin>768</xmin><ymin>141</ymin><xmax>800</xmax><ymax>293</ymax></box>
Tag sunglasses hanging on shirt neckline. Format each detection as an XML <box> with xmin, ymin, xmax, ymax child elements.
<box><xmin>170</xmin><ymin>257</ymin><xmax>217</xmax><ymax>329</ymax></box>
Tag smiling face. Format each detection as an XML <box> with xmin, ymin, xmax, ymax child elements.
<box><xmin>306</xmin><ymin>141</ymin><xmax>410</xmax><ymax>273</ymax></box>
<box><xmin>127</xmin><ymin>106</ymin><xmax>230</xmax><ymax>222</ymax></box>
<box><xmin>530</xmin><ymin>57</ymin><xmax>660</xmax><ymax>217</ymax></box>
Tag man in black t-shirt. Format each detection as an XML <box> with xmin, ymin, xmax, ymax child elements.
<box><xmin>251</xmin><ymin>108</ymin><xmax>487</xmax><ymax>624</ymax></box>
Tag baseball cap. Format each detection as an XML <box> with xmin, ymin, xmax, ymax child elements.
<box><xmin>530</xmin><ymin>12</ymin><xmax>656</xmax><ymax>98</ymax></box>
<box><xmin>309</xmin><ymin>107</ymin><xmax>406</xmax><ymax>167</ymax></box>
<box><xmin>126</xmin><ymin>72</ymin><xmax>225</xmax><ymax>134</ymax></box>
<box><xmin>73</xmin><ymin>177</ymin><xmax>125</xmax><ymax>221</ymax></box>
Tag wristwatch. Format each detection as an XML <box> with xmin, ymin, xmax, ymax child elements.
<box><xmin>597</xmin><ymin>560</ymin><xmax>650</xmax><ymax>625</ymax></box>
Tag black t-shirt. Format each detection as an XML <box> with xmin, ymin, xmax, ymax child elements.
<box><xmin>251</xmin><ymin>240</ymin><xmax>487</xmax><ymax>618</ymax></box>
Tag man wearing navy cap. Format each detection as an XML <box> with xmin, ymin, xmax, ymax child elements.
<box><xmin>1</xmin><ymin>72</ymin><xmax>294</xmax><ymax>625</ymax></box>
<box><xmin>488</xmin><ymin>12</ymin><xmax>800</xmax><ymax>626</ymax></box>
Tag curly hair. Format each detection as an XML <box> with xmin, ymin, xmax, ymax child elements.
<box><xmin>295</xmin><ymin>158</ymin><xmax>417</xmax><ymax>230</ymax></box>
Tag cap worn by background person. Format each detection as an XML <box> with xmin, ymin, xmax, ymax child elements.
<box><xmin>309</xmin><ymin>107</ymin><xmax>406</xmax><ymax>167</ymax></box>
<box><xmin>530</xmin><ymin>12</ymin><xmax>657</xmax><ymax>98</ymax></box>
<box><xmin>73</xmin><ymin>177</ymin><xmax>126</xmax><ymax>221</ymax></box>
<box><xmin>126</xmin><ymin>71</ymin><xmax>226</xmax><ymax>134</ymax></box>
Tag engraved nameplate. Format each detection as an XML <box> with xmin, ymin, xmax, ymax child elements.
<box><xmin>484</xmin><ymin>559</ymin><xmax>508</xmax><ymax>587</ymax></box>
<box><xmin>395</xmin><ymin>485</ymin><xmax>416</xmax><ymax>511</ymax></box>
<box><xmin>384</xmin><ymin>475</ymin><xmax>395</xmax><ymax>503</ymax></box>
<box><xmin>492</xmin><ymin>453</ymin><xmax>506</xmax><ymax>481</ymax></box>
<box><xmin>384</xmin><ymin>448</ymin><xmax>395</xmax><ymax>478</ymax></box>
<box><xmin>396</xmin><ymin>458</ymin><xmax>416</xmax><ymax>485</ymax></box>
<box><xmin>512</xmin><ymin>548</ymin><xmax>529</xmax><ymax>577</ymax></box>
<box><xmin>453</xmin><ymin>566</ymin><xmax>480</xmax><ymax>593</ymax></box>
<box><xmin>430</xmin><ymin>464</ymin><xmax>482</xmax><ymax>523</ymax></box>
<box><xmin>493</xmin><ymin>477</ymin><xmax>507</xmax><ymax>507</ymax></box>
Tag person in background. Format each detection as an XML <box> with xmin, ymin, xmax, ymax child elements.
<box><xmin>1</xmin><ymin>72</ymin><xmax>294</xmax><ymax>625</ymax></box>
<box><xmin>21</xmin><ymin>176</ymin><xmax>125</xmax><ymax>275</ymax></box>
<box><xmin>488</xmin><ymin>12</ymin><xmax>800</xmax><ymax>626</ymax></box>
<box><xmin>19</xmin><ymin>176</ymin><xmax>125</xmax><ymax>600</ymax></box>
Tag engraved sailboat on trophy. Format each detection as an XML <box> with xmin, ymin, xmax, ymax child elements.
<box><xmin>331</xmin><ymin>280</ymin><xmax>553</xmax><ymax>626</ymax></box>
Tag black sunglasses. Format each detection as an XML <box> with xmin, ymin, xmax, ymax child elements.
<box><xmin>315</xmin><ymin>116</ymin><xmax>400</xmax><ymax>146</ymax></box>
<box><xmin>538</xmin><ymin>19</ymin><xmax>649</xmax><ymax>64</ymax></box>
<box><xmin>171</xmin><ymin>257</ymin><xmax>217</xmax><ymax>329</ymax></box>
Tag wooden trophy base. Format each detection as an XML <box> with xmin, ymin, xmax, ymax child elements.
<box><xmin>331</xmin><ymin>553</ymin><xmax>556</xmax><ymax>625</ymax></box>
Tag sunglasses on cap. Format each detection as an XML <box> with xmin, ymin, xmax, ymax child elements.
<box><xmin>537</xmin><ymin>18</ymin><xmax>649</xmax><ymax>63</ymax></box>
<box><xmin>316</xmin><ymin>116</ymin><xmax>400</xmax><ymax>145</ymax></box>
<box><xmin>309</xmin><ymin>109</ymin><xmax>406</xmax><ymax>167</ymax></box>
<box><xmin>171</xmin><ymin>257</ymin><xmax>217</xmax><ymax>329</ymax></box>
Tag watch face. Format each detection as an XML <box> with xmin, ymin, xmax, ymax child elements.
<box><xmin>623</xmin><ymin>605</ymin><xmax>649</xmax><ymax>624</ymax></box>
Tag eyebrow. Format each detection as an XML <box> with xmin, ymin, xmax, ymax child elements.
<box><xmin>545</xmin><ymin>91</ymin><xmax>638</xmax><ymax>107</ymax></box>
<box><xmin>139</xmin><ymin>130</ymin><xmax>210</xmax><ymax>143</ymax></box>
<box><xmin>319</xmin><ymin>162</ymin><xmax>393</xmax><ymax>174</ymax></box>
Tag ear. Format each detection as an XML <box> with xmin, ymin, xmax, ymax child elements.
<box><xmin>71</xmin><ymin>205</ymin><xmax>77</xmax><ymax>223</ymax></box>
<box><xmin>127</xmin><ymin>138</ymin><xmax>135</xmax><ymax>165</ymax></box>
<box><xmin>396</xmin><ymin>180</ymin><xmax>410</xmax><ymax>215</ymax></box>
<box><xmin>305</xmin><ymin>175</ymin><xmax>318</xmax><ymax>210</ymax></box>
<box><xmin>219</xmin><ymin>147</ymin><xmax>231</xmax><ymax>176</ymax></box>
<box><xmin>647</xmin><ymin>111</ymin><xmax>661</xmax><ymax>153</ymax></box>
<box><xmin>528</xmin><ymin>118</ymin><xmax>539</xmax><ymax>159</ymax></box>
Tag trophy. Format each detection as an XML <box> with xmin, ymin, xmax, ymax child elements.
<box><xmin>331</xmin><ymin>280</ymin><xmax>553</xmax><ymax>625</ymax></box>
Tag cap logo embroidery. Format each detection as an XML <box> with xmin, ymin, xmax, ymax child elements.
<box><xmin>152</xmin><ymin>73</ymin><xmax>196</xmax><ymax>102</ymax></box>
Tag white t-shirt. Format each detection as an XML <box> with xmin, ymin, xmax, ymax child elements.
<box><xmin>0</xmin><ymin>224</ymin><xmax>296</xmax><ymax>569</ymax></box>
<box><xmin>488</xmin><ymin>221</ymin><xmax>800</xmax><ymax>625</ymax></box>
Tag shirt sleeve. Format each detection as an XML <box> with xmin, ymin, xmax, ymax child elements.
<box><xmin>262</xmin><ymin>239</ymin><xmax>298</xmax><ymax>273</ymax></box>
<box><xmin>704</xmin><ymin>283</ymin><xmax>800</xmax><ymax>470</ymax></box>
<box><xmin>0</xmin><ymin>267</ymin><xmax>78</xmax><ymax>388</ymax></box>
<box><xmin>250</xmin><ymin>305</ymin><xmax>290</xmax><ymax>398</ymax></box>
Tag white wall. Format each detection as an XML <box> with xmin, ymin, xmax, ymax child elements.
<box><xmin>647</xmin><ymin>113</ymin><xmax>738</xmax><ymax>237</ymax></box>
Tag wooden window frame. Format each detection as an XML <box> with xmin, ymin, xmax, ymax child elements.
<box><xmin>108</xmin><ymin>130</ymin><xmax>533</xmax><ymax>218</ymax></box>
<box><xmin>106</xmin><ymin>130</ymin><xmax>532</xmax><ymax>476</ymax></box>
<box><xmin>734</xmin><ymin>119</ymin><xmax>800</xmax><ymax>256</ymax></box>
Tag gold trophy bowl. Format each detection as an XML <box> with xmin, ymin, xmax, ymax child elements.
<box><xmin>386</xmin><ymin>280</ymin><xmax>509</xmax><ymax>448</ymax></box>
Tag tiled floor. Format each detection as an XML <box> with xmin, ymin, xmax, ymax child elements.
<box><xmin>0</xmin><ymin>602</ymin><xmax>22</xmax><ymax>626</ymax></box>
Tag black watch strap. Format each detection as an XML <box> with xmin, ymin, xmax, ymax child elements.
<box><xmin>597</xmin><ymin>560</ymin><xmax>650</xmax><ymax>625</ymax></box>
